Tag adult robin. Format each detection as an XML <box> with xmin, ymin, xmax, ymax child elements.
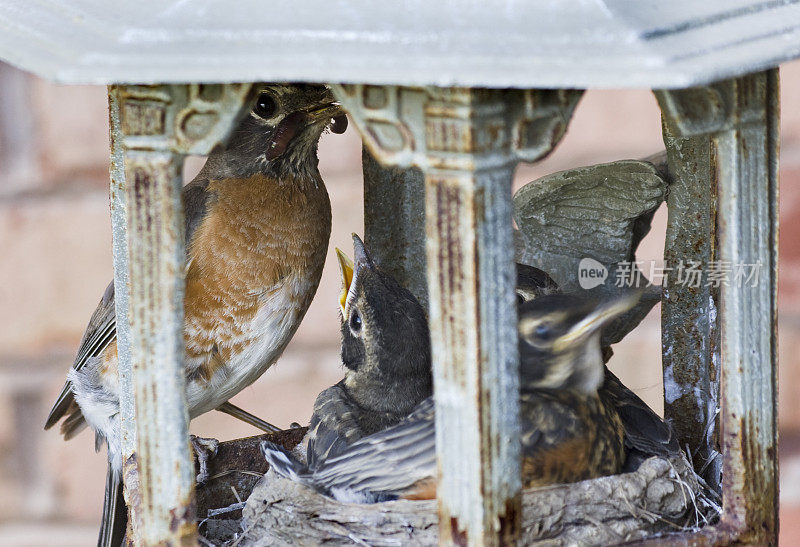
<box><xmin>263</xmin><ymin>269</ymin><xmax>634</xmax><ymax>501</ymax></box>
<box><xmin>44</xmin><ymin>83</ymin><xmax>348</xmax><ymax>546</ymax></box>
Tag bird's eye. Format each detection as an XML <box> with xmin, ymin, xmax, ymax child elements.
<box><xmin>254</xmin><ymin>92</ymin><xmax>278</xmax><ymax>119</ymax></box>
<box><xmin>534</xmin><ymin>324</ymin><xmax>551</xmax><ymax>340</ymax></box>
<box><xmin>349</xmin><ymin>310</ymin><xmax>362</xmax><ymax>334</ymax></box>
<box><xmin>515</xmin><ymin>292</ymin><xmax>526</xmax><ymax>305</ymax></box>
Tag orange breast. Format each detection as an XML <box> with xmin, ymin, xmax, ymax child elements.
<box><xmin>520</xmin><ymin>393</ymin><xmax>625</xmax><ymax>488</ymax></box>
<box><xmin>183</xmin><ymin>172</ymin><xmax>331</xmax><ymax>380</ymax></box>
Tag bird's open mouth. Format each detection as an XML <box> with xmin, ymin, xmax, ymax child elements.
<box><xmin>336</xmin><ymin>248</ymin><xmax>355</xmax><ymax>316</ymax></box>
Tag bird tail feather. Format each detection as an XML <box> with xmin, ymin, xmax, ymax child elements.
<box><xmin>97</xmin><ymin>465</ymin><xmax>127</xmax><ymax>547</ymax></box>
<box><xmin>261</xmin><ymin>441</ymin><xmax>312</xmax><ymax>485</ymax></box>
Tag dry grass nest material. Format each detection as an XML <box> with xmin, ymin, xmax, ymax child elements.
<box><xmin>235</xmin><ymin>452</ymin><xmax>719</xmax><ymax>546</ymax></box>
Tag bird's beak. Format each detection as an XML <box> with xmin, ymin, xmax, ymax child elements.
<box><xmin>305</xmin><ymin>102</ymin><xmax>348</xmax><ymax>134</ymax></box>
<box><xmin>352</xmin><ymin>233</ymin><xmax>372</xmax><ymax>271</ymax></box>
<box><xmin>340</xmin><ymin>234</ymin><xmax>375</xmax><ymax>317</ymax></box>
<box><xmin>553</xmin><ymin>291</ymin><xmax>641</xmax><ymax>352</ymax></box>
<box><xmin>336</xmin><ymin>248</ymin><xmax>354</xmax><ymax>316</ymax></box>
<box><xmin>306</xmin><ymin>102</ymin><xmax>342</xmax><ymax>121</ymax></box>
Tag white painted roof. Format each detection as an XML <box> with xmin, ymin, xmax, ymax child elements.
<box><xmin>0</xmin><ymin>0</ymin><xmax>799</xmax><ymax>88</ymax></box>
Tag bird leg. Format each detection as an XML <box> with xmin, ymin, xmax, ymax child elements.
<box><xmin>215</xmin><ymin>401</ymin><xmax>280</xmax><ymax>433</ymax></box>
<box><xmin>190</xmin><ymin>435</ymin><xmax>219</xmax><ymax>484</ymax></box>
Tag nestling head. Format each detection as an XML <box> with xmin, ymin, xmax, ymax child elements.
<box><xmin>515</xmin><ymin>263</ymin><xmax>559</xmax><ymax>304</ymax></box>
<box><xmin>518</xmin><ymin>291</ymin><xmax>639</xmax><ymax>394</ymax></box>
<box><xmin>336</xmin><ymin>235</ymin><xmax>432</xmax><ymax>391</ymax></box>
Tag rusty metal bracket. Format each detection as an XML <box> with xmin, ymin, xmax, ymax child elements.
<box><xmin>334</xmin><ymin>84</ymin><xmax>581</xmax><ymax>545</ymax></box>
<box><xmin>655</xmin><ymin>70</ymin><xmax>778</xmax><ymax>544</ymax></box>
<box><xmin>656</xmin><ymin>99</ymin><xmax>724</xmax><ymax>493</ymax></box>
<box><xmin>108</xmin><ymin>83</ymin><xmax>255</xmax><ymax>545</ymax></box>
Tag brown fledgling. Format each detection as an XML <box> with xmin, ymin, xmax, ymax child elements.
<box><xmin>513</xmin><ymin>272</ymin><xmax>678</xmax><ymax>472</ymax></box>
<box><xmin>515</xmin><ymin>293</ymin><xmax>631</xmax><ymax>487</ymax></box>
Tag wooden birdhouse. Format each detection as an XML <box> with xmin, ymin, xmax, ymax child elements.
<box><xmin>0</xmin><ymin>1</ymin><xmax>796</xmax><ymax>544</ymax></box>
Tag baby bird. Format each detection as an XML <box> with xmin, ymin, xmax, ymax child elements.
<box><xmin>304</xmin><ymin>234</ymin><xmax>433</xmax><ymax>469</ymax></box>
<box><xmin>514</xmin><ymin>272</ymin><xmax>679</xmax><ymax>470</ymax></box>
<box><xmin>263</xmin><ymin>282</ymin><xmax>634</xmax><ymax>502</ymax></box>
<box><xmin>44</xmin><ymin>84</ymin><xmax>347</xmax><ymax>546</ymax></box>
<box><xmin>516</xmin><ymin>293</ymin><xmax>629</xmax><ymax>486</ymax></box>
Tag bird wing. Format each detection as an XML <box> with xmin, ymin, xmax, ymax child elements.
<box><xmin>514</xmin><ymin>159</ymin><xmax>666</xmax><ymax>267</ymax></box>
<box><xmin>518</xmin><ymin>389</ymin><xmax>579</xmax><ymax>453</ymax></box>
<box><xmin>305</xmin><ymin>382</ymin><xmax>368</xmax><ymax>470</ymax></box>
<box><xmin>45</xmin><ymin>177</ymin><xmax>215</xmax><ymax>432</ymax></box>
<box><xmin>600</xmin><ymin>369</ymin><xmax>680</xmax><ymax>469</ymax></box>
<box><xmin>44</xmin><ymin>281</ymin><xmax>117</xmax><ymax>432</ymax></box>
<box><xmin>311</xmin><ymin>397</ymin><xmax>436</xmax><ymax>501</ymax></box>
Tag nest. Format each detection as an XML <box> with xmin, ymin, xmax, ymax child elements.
<box><xmin>233</xmin><ymin>452</ymin><xmax>714</xmax><ymax>546</ymax></box>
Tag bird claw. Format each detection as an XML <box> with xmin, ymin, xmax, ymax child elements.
<box><xmin>191</xmin><ymin>435</ymin><xmax>219</xmax><ymax>485</ymax></box>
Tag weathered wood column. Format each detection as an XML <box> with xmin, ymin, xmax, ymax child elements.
<box><xmin>335</xmin><ymin>85</ymin><xmax>580</xmax><ymax>545</ymax></box>
<box><xmin>362</xmin><ymin>147</ymin><xmax>428</xmax><ymax>308</ymax></box>
<box><xmin>107</xmin><ymin>84</ymin><xmax>255</xmax><ymax>544</ymax></box>
<box><xmin>656</xmin><ymin>69</ymin><xmax>779</xmax><ymax>543</ymax></box>
<box><xmin>424</xmin><ymin>89</ymin><xmax>522</xmax><ymax>544</ymax></box>
<box><xmin>656</xmin><ymin>93</ymin><xmax>724</xmax><ymax>492</ymax></box>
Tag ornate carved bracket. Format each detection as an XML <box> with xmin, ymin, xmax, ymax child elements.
<box><xmin>113</xmin><ymin>83</ymin><xmax>256</xmax><ymax>154</ymax></box>
<box><xmin>656</xmin><ymin>78</ymin><xmax>768</xmax><ymax>138</ymax></box>
<box><xmin>331</xmin><ymin>85</ymin><xmax>582</xmax><ymax>169</ymax></box>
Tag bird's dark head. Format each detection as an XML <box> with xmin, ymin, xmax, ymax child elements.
<box><xmin>336</xmin><ymin>235</ymin><xmax>432</xmax><ymax>411</ymax></box>
<box><xmin>515</xmin><ymin>263</ymin><xmax>558</xmax><ymax>305</ymax></box>
<box><xmin>518</xmin><ymin>292</ymin><xmax>639</xmax><ymax>394</ymax></box>
<box><xmin>204</xmin><ymin>83</ymin><xmax>347</xmax><ymax>179</ymax></box>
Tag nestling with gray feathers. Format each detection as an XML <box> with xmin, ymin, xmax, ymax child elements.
<box><xmin>304</xmin><ymin>234</ymin><xmax>432</xmax><ymax>469</ymax></box>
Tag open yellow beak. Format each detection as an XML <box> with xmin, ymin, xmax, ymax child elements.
<box><xmin>336</xmin><ymin>248</ymin><xmax>355</xmax><ymax>316</ymax></box>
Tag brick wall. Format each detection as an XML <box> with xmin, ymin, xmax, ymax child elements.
<box><xmin>0</xmin><ymin>62</ymin><xmax>798</xmax><ymax>544</ymax></box>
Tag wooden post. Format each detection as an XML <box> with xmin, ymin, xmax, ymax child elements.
<box><xmin>108</xmin><ymin>83</ymin><xmax>255</xmax><ymax>544</ymax></box>
<box><xmin>422</xmin><ymin>89</ymin><xmax>520</xmax><ymax>545</ymax></box>
<box><xmin>656</xmin><ymin>69</ymin><xmax>779</xmax><ymax>543</ymax></box>
<box><xmin>126</xmin><ymin>149</ymin><xmax>195</xmax><ymax>544</ymax></box>
<box><xmin>333</xmin><ymin>85</ymin><xmax>580</xmax><ymax>545</ymax></box>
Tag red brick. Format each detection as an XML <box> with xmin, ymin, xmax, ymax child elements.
<box><xmin>0</xmin><ymin>190</ymin><xmax>112</xmax><ymax>357</ymax></box>
<box><xmin>779</xmin><ymin>164</ymin><xmax>800</xmax><ymax>311</ymax></box>
<box><xmin>30</xmin><ymin>80</ymin><xmax>109</xmax><ymax>186</ymax></box>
